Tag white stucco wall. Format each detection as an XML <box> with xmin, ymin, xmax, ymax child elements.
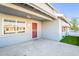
<box><xmin>42</xmin><ymin>19</ymin><xmax>61</xmax><ymax>41</ymax></box>
<box><xmin>0</xmin><ymin>13</ymin><xmax>42</xmax><ymax>47</ymax></box>
<box><xmin>58</xmin><ymin>19</ymin><xmax>63</xmax><ymax>40</ymax></box>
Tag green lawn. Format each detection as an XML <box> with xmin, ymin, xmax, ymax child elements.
<box><xmin>60</xmin><ymin>36</ymin><xmax>79</xmax><ymax>46</ymax></box>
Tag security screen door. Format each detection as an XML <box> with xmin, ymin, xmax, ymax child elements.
<box><xmin>32</xmin><ymin>23</ymin><xmax>37</xmax><ymax>38</ymax></box>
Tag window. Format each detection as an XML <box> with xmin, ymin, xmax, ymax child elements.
<box><xmin>17</xmin><ymin>21</ymin><xmax>25</xmax><ymax>33</ymax></box>
<box><xmin>4</xmin><ymin>19</ymin><xmax>16</xmax><ymax>34</ymax></box>
<box><xmin>1</xmin><ymin>18</ymin><xmax>26</xmax><ymax>35</ymax></box>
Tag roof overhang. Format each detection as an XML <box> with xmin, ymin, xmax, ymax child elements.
<box><xmin>26</xmin><ymin>3</ymin><xmax>57</xmax><ymax>20</ymax></box>
<box><xmin>0</xmin><ymin>3</ymin><xmax>55</xmax><ymax>21</ymax></box>
<box><xmin>56</xmin><ymin>14</ymin><xmax>71</xmax><ymax>25</ymax></box>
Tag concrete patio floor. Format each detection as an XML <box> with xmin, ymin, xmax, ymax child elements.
<box><xmin>0</xmin><ymin>39</ymin><xmax>79</xmax><ymax>56</ymax></box>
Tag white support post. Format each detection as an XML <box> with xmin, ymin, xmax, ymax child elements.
<box><xmin>15</xmin><ymin>20</ymin><xmax>17</xmax><ymax>34</ymax></box>
<box><xmin>25</xmin><ymin>21</ymin><xmax>27</xmax><ymax>33</ymax></box>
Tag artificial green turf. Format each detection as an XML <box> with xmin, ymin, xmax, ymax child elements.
<box><xmin>60</xmin><ymin>36</ymin><xmax>79</xmax><ymax>46</ymax></box>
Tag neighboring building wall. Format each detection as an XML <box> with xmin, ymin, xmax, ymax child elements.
<box><xmin>42</xmin><ymin>19</ymin><xmax>61</xmax><ymax>41</ymax></box>
<box><xmin>0</xmin><ymin>13</ymin><xmax>42</xmax><ymax>47</ymax></box>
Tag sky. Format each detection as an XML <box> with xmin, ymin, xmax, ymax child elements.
<box><xmin>51</xmin><ymin>3</ymin><xmax>79</xmax><ymax>21</ymax></box>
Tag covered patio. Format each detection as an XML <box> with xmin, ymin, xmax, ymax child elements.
<box><xmin>0</xmin><ymin>3</ymin><xmax>62</xmax><ymax>47</ymax></box>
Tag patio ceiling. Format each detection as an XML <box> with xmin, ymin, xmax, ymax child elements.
<box><xmin>0</xmin><ymin>4</ymin><xmax>56</xmax><ymax>21</ymax></box>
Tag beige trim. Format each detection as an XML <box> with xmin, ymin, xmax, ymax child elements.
<box><xmin>27</xmin><ymin>3</ymin><xmax>56</xmax><ymax>18</ymax></box>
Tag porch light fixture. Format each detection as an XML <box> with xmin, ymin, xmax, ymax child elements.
<box><xmin>26</xmin><ymin>15</ymin><xmax>32</xmax><ymax>19</ymax></box>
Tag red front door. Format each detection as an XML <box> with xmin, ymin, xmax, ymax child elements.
<box><xmin>32</xmin><ymin>23</ymin><xmax>37</xmax><ymax>38</ymax></box>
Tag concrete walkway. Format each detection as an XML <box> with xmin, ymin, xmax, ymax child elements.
<box><xmin>0</xmin><ymin>39</ymin><xmax>79</xmax><ymax>56</ymax></box>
